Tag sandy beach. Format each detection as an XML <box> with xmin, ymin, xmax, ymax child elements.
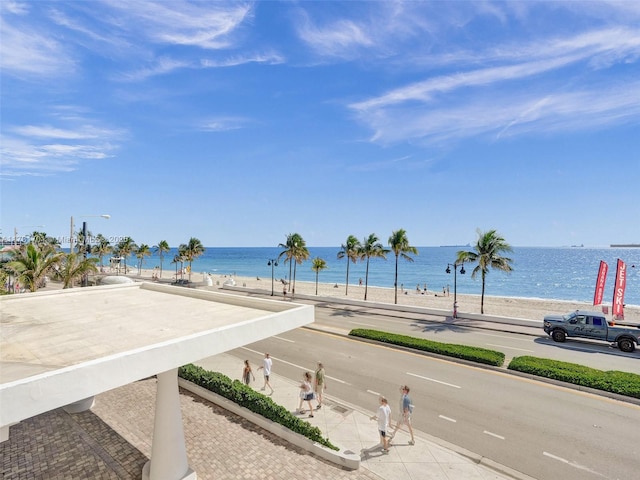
<box><xmin>127</xmin><ymin>268</ymin><xmax>640</xmax><ymax>324</ymax></box>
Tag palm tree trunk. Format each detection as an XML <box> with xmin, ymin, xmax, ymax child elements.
<box><xmin>364</xmin><ymin>258</ymin><xmax>370</xmax><ymax>301</ymax></box>
<box><xmin>394</xmin><ymin>254</ymin><xmax>399</xmax><ymax>305</ymax></box>
<box><xmin>315</xmin><ymin>272</ymin><xmax>319</xmax><ymax>295</ymax></box>
<box><xmin>345</xmin><ymin>261</ymin><xmax>350</xmax><ymax>296</ymax></box>
<box><xmin>481</xmin><ymin>272</ymin><xmax>486</xmax><ymax>314</ymax></box>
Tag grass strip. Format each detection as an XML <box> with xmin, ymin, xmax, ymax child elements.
<box><xmin>349</xmin><ymin>328</ymin><xmax>505</xmax><ymax>366</ymax></box>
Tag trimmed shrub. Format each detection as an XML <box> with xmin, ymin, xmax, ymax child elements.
<box><xmin>508</xmin><ymin>356</ymin><xmax>640</xmax><ymax>399</ymax></box>
<box><xmin>349</xmin><ymin>329</ymin><xmax>505</xmax><ymax>366</ymax></box>
<box><xmin>178</xmin><ymin>364</ymin><xmax>339</xmax><ymax>450</ymax></box>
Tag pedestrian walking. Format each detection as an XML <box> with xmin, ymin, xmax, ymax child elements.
<box><xmin>370</xmin><ymin>396</ymin><xmax>391</xmax><ymax>453</ymax></box>
<box><xmin>297</xmin><ymin>372</ymin><xmax>315</xmax><ymax>417</ymax></box>
<box><xmin>256</xmin><ymin>352</ymin><xmax>274</xmax><ymax>395</ymax></box>
<box><xmin>390</xmin><ymin>385</ymin><xmax>415</xmax><ymax>445</ymax></box>
<box><xmin>242</xmin><ymin>359</ymin><xmax>255</xmax><ymax>386</ymax></box>
<box><xmin>314</xmin><ymin>362</ymin><xmax>326</xmax><ymax>409</ymax></box>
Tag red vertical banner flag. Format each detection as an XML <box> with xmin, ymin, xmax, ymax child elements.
<box><xmin>593</xmin><ymin>260</ymin><xmax>608</xmax><ymax>306</ymax></box>
<box><xmin>612</xmin><ymin>259</ymin><xmax>627</xmax><ymax>318</ymax></box>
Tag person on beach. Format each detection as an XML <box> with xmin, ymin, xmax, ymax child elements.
<box><xmin>389</xmin><ymin>385</ymin><xmax>415</xmax><ymax>445</ymax></box>
<box><xmin>257</xmin><ymin>353</ymin><xmax>274</xmax><ymax>395</ymax></box>
<box><xmin>370</xmin><ymin>396</ymin><xmax>391</xmax><ymax>453</ymax></box>
<box><xmin>314</xmin><ymin>362</ymin><xmax>326</xmax><ymax>409</ymax></box>
<box><xmin>242</xmin><ymin>360</ymin><xmax>255</xmax><ymax>386</ymax></box>
<box><xmin>297</xmin><ymin>372</ymin><xmax>315</xmax><ymax>417</ymax></box>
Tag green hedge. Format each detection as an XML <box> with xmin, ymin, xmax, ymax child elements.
<box><xmin>508</xmin><ymin>356</ymin><xmax>640</xmax><ymax>399</ymax></box>
<box><xmin>178</xmin><ymin>364</ymin><xmax>339</xmax><ymax>451</ymax></box>
<box><xmin>349</xmin><ymin>329</ymin><xmax>505</xmax><ymax>366</ymax></box>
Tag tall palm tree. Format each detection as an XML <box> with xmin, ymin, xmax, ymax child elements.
<box><xmin>388</xmin><ymin>229</ymin><xmax>418</xmax><ymax>305</ymax></box>
<box><xmin>337</xmin><ymin>235</ymin><xmax>361</xmax><ymax>296</ymax></box>
<box><xmin>290</xmin><ymin>233</ymin><xmax>309</xmax><ymax>298</ymax></box>
<box><xmin>183</xmin><ymin>237</ymin><xmax>205</xmax><ymax>281</ymax></box>
<box><xmin>135</xmin><ymin>244</ymin><xmax>152</xmax><ymax>275</ymax></box>
<box><xmin>456</xmin><ymin>229</ymin><xmax>513</xmax><ymax>314</ymax></box>
<box><xmin>311</xmin><ymin>257</ymin><xmax>328</xmax><ymax>295</ymax></box>
<box><xmin>278</xmin><ymin>233</ymin><xmax>296</xmax><ymax>286</ymax></box>
<box><xmin>358</xmin><ymin>233</ymin><xmax>389</xmax><ymax>301</ymax></box>
<box><xmin>154</xmin><ymin>240</ymin><xmax>170</xmax><ymax>278</ymax></box>
<box><xmin>5</xmin><ymin>243</ymin><xmax>63</xmax><ymax>292</ymax></box>
<box><xmin>115</xmin><ymin>237</ymin><xmax>136</xmax><ymax>274</ymax></box>
<box><xmin>93</xmin><ymin>234</ymin><xmax>112</xmax><ymax>268</ymax></box>
<box><xmin>177</xmin><ymin>244</ymin><xmax>188</xmax><ymax>280</ymax></box>
<box><xmin>57</xmin><ymin>252</ymin><xmax>99</xmax><ymax>288</ymax></box>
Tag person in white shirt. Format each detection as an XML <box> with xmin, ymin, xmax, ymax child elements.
<box><xmin>370</xmin><ymin>396</ymin><xmax>391</xmax><ymax>453</ymax></box>
<box><xmin>257</xmin><ymin>352</ymin><xmax>274</xmax><ymax>395</ymax></box>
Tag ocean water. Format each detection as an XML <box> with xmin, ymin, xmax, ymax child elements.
<box><xmin>126</xmin><ymin>246</ymin><xmax>640</xmax><ymax>307</ymax></box>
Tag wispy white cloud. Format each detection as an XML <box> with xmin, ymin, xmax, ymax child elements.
<box><xmin>0</xmin><ymin>18</ymin><xmax>75</xmax><ymax>78</ymax></box>
<box><xmin>100</xmin><ymin>0</ymin><xmax>253</xmax><ymax>49</ymax></box>
<box><xmin>198</xmin><ymin>116</ymin><xmax>251</xmax><ymax>132</ymax></box>
<box><xmin>358</xmin><ymin>80</ymin><xmax>640</xmax><ymax>145</ymax></box>
<box><xmin>1</xmin><ymin>110</ymin><xmax>125</xmax><ymax>177</ymax></box>
<box><xmin>295</xmin><ymin>13</ymin><xmax>374</xmax><ymax>58</ymax></box>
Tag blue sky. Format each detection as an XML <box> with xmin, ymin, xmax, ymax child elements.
<box><xmin>1</xmin><ymin>1</ymin><xmax>639</xmax><ymax>248</ymax></box>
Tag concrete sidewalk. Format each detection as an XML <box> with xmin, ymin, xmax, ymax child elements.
<box><xmin>196</xmin><ymin>353</ymin><xmax>527</xmax><ymax>480</ymax></box>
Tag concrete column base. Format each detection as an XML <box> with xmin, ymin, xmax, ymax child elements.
<box><xmin>63</xmin><ymin>396</ymin><xmax>95</xmax><ymax>413</ymax></box>
<box><xmin>142</xmin><ymin>461</ymin><xmax>197</xmax><ymax>480</ymax></box>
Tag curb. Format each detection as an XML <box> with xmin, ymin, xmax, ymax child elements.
<box><xmin>177</xmin><ymin>378</ymin><xmax>361</xmax><ymax>470</ymax></box>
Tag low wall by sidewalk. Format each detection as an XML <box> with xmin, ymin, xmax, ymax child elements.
<box><xmin>221</xmin><ymin>285</ymin><xmax>543</xmax><ymax>329</ymax></box>
<box><xmin>178</xmin><ymin>379</ymin><xmax>360</xmax><ymax>470</ymax></box>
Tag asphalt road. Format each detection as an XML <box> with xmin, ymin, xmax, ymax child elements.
<box><xmin>228</xmin><ymin>301</ymin><xmax>640</xmax><ymax>480</ymax></box>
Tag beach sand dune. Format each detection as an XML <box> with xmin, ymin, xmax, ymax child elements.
<box><xmin>133</xmin><ymin>268</ymin><xmax>639</xmax><ymax>323</ymax></box>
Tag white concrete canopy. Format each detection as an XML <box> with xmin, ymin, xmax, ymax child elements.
<box><xmin>0</xmin><ymin>282</ymin><xmax>314</xmax><ymax>479</ymax></box>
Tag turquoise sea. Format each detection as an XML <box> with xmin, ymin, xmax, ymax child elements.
<box><xmin>127</xmin><ymin>246</ymin><xmax>640</xmax><ymax>307</ymax></box>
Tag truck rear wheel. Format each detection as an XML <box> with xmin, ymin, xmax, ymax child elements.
<box><xmin>618</xmin><ymin>338</ymin><xmax>636</xmax><ymax>353</ymax></box>
<box><xmin>551</xmin><ymin>329</ymin><xmax>566</xmax><ymax>343</ymax></box>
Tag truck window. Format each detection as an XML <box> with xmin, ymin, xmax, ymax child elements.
<box><xmin>592</xmin><ymin>317</ymin><xmax>604</xmax><ymax>326</ymax></box>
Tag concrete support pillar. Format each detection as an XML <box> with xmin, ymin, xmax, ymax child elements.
<box><xmin>142</xmin><ymin>369</ymin><xmax>196</xmax><ymax>480</ymax></box>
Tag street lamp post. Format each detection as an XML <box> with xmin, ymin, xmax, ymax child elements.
<box><xmin>445</xmin><ymin>262</ymin><xmax>466</xmax><ymax>318</ymax></box>
<box><xmin>69</xmin><ymin>214</ymin><xmax>110</xmax><ymax>286</ymax></box>
<box><xmin>70</xmin><ymin>214</ymin><xmax>110</xmax><ymax>253</ymax></box>
<box><xmin>267</xmin><ymin>259</ymin><xmax>278</xmax><ymax>296</ymax></box>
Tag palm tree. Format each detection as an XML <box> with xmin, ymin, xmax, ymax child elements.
<box><xmin>358</xmin><ymin>233</ymin><xmax>389</xmax><ymax>301</ymax></box>
<box><xmin>171</xmin><ymin>254</ymin><xmax>181</xmax><ymax>280</ymax></box>
<box><xmin>311</xmin><ymin>257</ymin><xmax>328</xmax><ymax>295</ymax></box>
<box><xmin>135</xmin><ymin>244</ymin><xmax>152</xmax><ymax>275</ymax></box>
<box><xmin>278</xmin><ymin>233</ymin><xmax>296</xmax><ymax>286</ymax></box>
<box><xmin>93</xmin><ymin>234</ymin><xmax>112</xmax><ymax>268</ymax></box>
<box><xmin>183</xmin><ymin>237</ymin><xmax>205</xmax><ymax>281</ymax></box>
<box><xmin>388</xmin><ymin>229</ymin><xmax>418</xmax><ymax>305</ymax></box>
<box><xmin>57</xmin><ymin>252</ymin><xmax>99</xmax><ymax>288</ymax></box>
<box><xmin>115</xmin><ymin>237</ymin><xmax>136</xmax><ymax>274</ymax></box>
<box><xmin>337</xmin><ymin>235</ymin><xmax>361</xmax><ymax>296</ymax></box>
<box><xmin>289</xmin><ymin>233</ymin><xmax>309</xmax><ymax>298</ymax></box>
<box><xmin>456</xmin><ymin>229</ymin><xmax>513</xmax><ymax>314</ymax></box>
<box><xmin>154</xmin><ymin>240</ymin><xmax>170</xmax><ymax>278</ymax></box>
<box><xmin>177</xmin><ymin>244</ymin><xmax>188</xmax><ymax>280</ymax></box>
<box><xmin>5</xmin><ymin>243</ymin><xmax>63</xmax><ymax>292</ymax></box>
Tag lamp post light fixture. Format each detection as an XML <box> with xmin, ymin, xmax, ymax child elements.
<box><xmin>267</xmin><ymin>258</ymin><xmax>278</xmax><ymax>296</ymax></box>
<box><xmin>70</xmin><ymin>214</ymin><xmax>110</xmax><ymax>253</ymax></box>
<box><xmin>445</xmin><ymin>262</ymin><xmax>466</xmax><ymax>318</ymax></box>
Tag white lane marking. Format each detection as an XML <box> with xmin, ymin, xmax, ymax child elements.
<box><xmin>476</xmin><ymin>332</ymin><xmax>535</xmax><ymax>342</ymax></box>
<box><xmin>485</xmin><ymin>343</ymin><xmax>535</xmax><ymax>352</ymax></box>
<box><xmin>543</xmin><ymin>452</ymin><xmax>607</xmax><ymax>477</ymax></box>
<box><xmin>439</xmin><ymin>415</ymin><xmax>457</xmax><ymax>423</ymax></box>
<box><xmin>349</xmin><ymin>321</ymin><xmax>377</xmax><ymax>327</ymax></box>
<box><xmin>483</xmin><ymin>430</ymin><xmax>505</xmax><ymax>440</ymax></box>
<box><xmin>367</xmin><ymin>389</ymin><xmax>380</xmax><ymax>396</ymax></box>
<box><xmin>273</xmin><ymin>335</ymin><xmax>295</xmax><ymax>343</ymax></box>
<box><xmin>326</xmin><ymin>375</ymin><xmax>347</xmax><ymax>384</ymax></box>
<box><xmin>407</xmin><ymin>372</ymin><xmax>461</xmax><ymax>389</ymax></box>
